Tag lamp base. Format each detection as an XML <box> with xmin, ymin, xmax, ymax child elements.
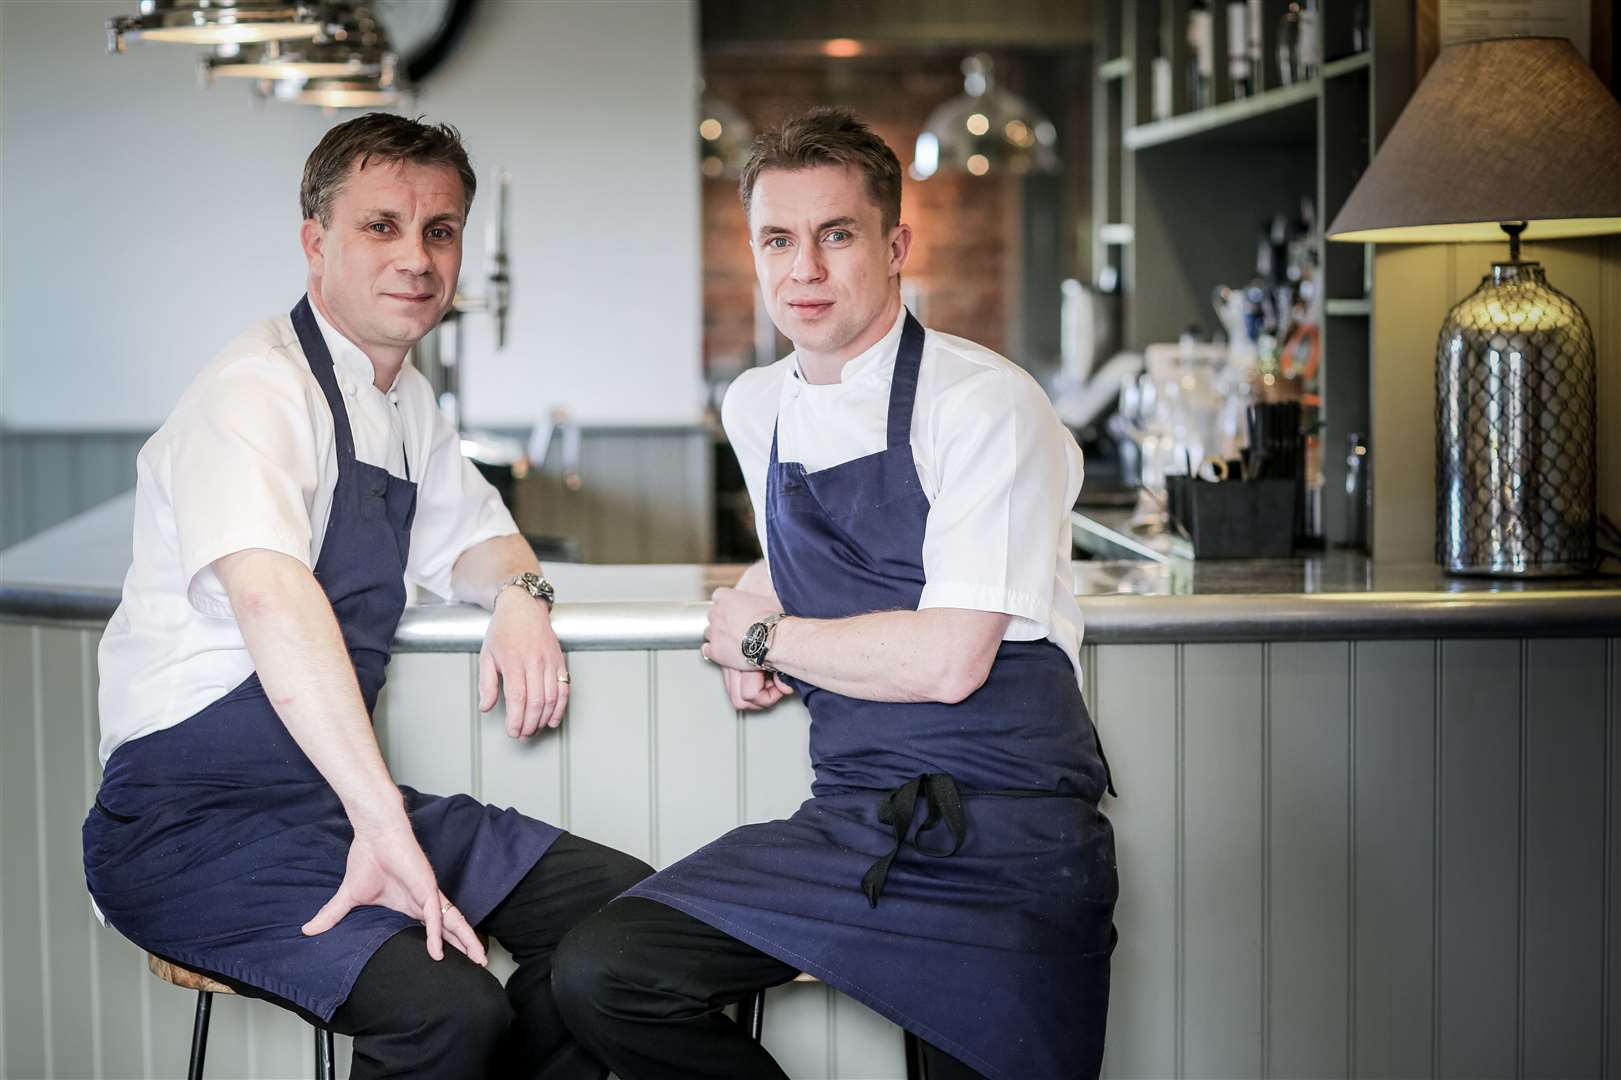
<box><xmin>1436</xmin><ymin>260</ymin><xmax>1597</xmax><ymax>578</ymax></box>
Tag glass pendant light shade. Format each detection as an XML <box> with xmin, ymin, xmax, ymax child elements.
<box><xmin>263</xmin><ymin>58</ymin><xmax>399</xmax><ymax>108</ymax></box>
<box><xmin>290</xmin><ymin>77</ymin><xmax>399</xmax><ymax>108</ymax></box>
<box><xmin>205</xmin><ymin>3</ymin><xmax>389</xmax><ymax>82</ymax></box>
<box><xmin>699</xmin><ymin>88</ymin><xmax>753</xmax><ymax>180</ymax></box>
<box><xmin>911</xmin><ymin>54</ymin><xmax>1058</xmax><ymax>180</ymax></box>
<box><xmin>108</xmin><ymin>0</ymin><xmax>325</xmax><ymax>51</ymax></box>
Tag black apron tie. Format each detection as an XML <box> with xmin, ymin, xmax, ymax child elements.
<box><xmin>860</xmin><ymin>773</ymin><xmax>967</xmax><ymax>908</ymax></box>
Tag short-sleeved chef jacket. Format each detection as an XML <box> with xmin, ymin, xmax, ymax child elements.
<box><xmin>721</xmin><ymin>307</ymin><xmax>1086</xmax><ymax>681</ymax></box>
<box><xmin>96</xmin><ymin>304</ymin><xmax>518</xmax><ymax>764</ymax></box>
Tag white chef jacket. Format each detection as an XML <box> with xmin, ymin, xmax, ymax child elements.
<box><xmin>96</xmin><ymin>304</ymin><xmax>518</xmax><ymax>765</ymax></box>
<box><xmin>722</xmin><ymin>307</ymin><xmax>1086</xmax><ymax>681</ymax></box>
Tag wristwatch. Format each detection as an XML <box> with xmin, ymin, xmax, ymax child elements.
<box><xmin>498</xmin><ymin>571</ymin><xmax>555</xmax><ymax>608</ymax></box>
<box><xmin>741</xmin><ymin>613</ymin><xmax>787</xmax><ymax>672</ymax></box>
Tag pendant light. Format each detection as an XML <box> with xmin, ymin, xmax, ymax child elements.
<box><xmin>911</xmin><ymin>54</ymin><xmax>1058</xmax><ymax>180</ymax></box>
<box><xmin>108</xmin><ymin>0</ymin><xmax>326</xmax><ymax>52</ymax></box>
<box><xmin>698</xmin><ymin>83</ymin><xmax>753</xmax><ymax>180</ymax></box>
<box><xmin>204</xmin><ymin>3</ymin><xmax>389</xmax><ymax>83</ymax></box>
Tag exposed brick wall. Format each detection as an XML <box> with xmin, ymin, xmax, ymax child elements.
<box><xmin>702</xmin><ymin>53</ymin><xmax>1022</xmax><ymax>370</ymax></box>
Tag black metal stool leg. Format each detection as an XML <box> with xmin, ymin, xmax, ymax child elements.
<box><xmin>743</xmin><ymin>990</ymin><xmax>766</xmax><ymax>1042</ymax></box>
<box><xmin>314</xmin><ymin>1025</ymin><xmax>336</xmax><ymax>1080</ymax></box>
<box><xmin>187</xmin><ymin>990</ymin><xmax>213</xmax><ymax>1080</ymax></box>
<box><xmin>903</xmin><ymin>1029</ymin><xmax>925</xmax><ymax>1079</ymax></box>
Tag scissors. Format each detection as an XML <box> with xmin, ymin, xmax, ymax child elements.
<box><xmin>1196</xmin><ymin>457</ymin><xmax>1230</xmax><ymax>483</ymax></box>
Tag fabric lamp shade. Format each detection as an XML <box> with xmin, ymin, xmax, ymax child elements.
<box><xmin>1326</xmin><ymin>37</ymin><xmax>1621</xmax><ymax>244</ymax></box>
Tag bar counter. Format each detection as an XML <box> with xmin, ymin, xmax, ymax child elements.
<box><xmin>6</xmin><ymin>495</ymin><xmax>1619</xmax><ymax>647</ymax></box>
<box><xmin>3</xmin><ymin>496</ymin><xmax>1619</xmax><ymax>1079</ymax></box>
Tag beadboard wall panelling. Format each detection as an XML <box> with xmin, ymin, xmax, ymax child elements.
<box><xmin>3</xmin><ymin>627</ymin><xmax>1620</xmax><ymax>1077</ymax></box>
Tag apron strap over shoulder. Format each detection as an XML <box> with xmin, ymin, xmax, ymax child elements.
<box><xmin>290</xmin><ymin>295</ymin><xmax>359</xmax><ymax>468</ymax></box>
<box><xmin>884</xmin><ymin>311</ymin><xmax>926</xmax><ymax>449</ymax></box>
<box><xmin>860</xmin><ymin>772</ymin><xmax>966</xmax><ymax>908</ymax></box>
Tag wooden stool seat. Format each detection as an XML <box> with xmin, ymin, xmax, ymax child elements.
<box><xmin>146</xmin><ymin>951</ymin><xmax>334</xmax><ymax>1080</ymax></box>
<box><xmin>148</xmin><ymin>954</ymin><xmax>234</xmax><ymax>995</ymax></box>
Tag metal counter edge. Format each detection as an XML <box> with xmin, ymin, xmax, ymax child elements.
<box><xmin>4</xmin><ymin>584</ymin><xmax>1619</xmax><ymax>647</ymax></box>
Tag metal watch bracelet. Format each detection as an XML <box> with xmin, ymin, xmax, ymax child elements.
<box><xmin>497</xmin><ymin>570</ymin><xmax>555</xmax><ymax>608</ymax></box>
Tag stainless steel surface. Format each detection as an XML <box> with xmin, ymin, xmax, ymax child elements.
<box><xmin>9</xmin><ymin>570</ymin><xmax>1619</xmax><ymax>648</ymax></box>
<box><xmin>1437</xmin><ymin>261</ymin><xmax>1597</xmax><ymax>576</ymax></box>
<box><xmin>1072</xmin><ymin>506</ymin><xmax>1193</xmax><ymax>563</ymax></box>
<box><xmin>8</xmin><ymin>496</ymin><xmax>1619</xmax><ymax>647</ymax></box>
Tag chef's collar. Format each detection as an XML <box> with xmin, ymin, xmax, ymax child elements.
<box><xmin>307</xmin><ymin>299</ymin><xmax>401</xmax><ymax>394</ymax></box>
<box><xmin>790</xmin><ymin>304</ymin><xmax>908</xmax><ymax>386</ymax></box>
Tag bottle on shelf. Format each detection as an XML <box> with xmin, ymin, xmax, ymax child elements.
<box><xmin>1186</xmin><ymin>0</ymin><xmax>1215</xmax><ymax>110</ymax></box>
<box><xmin>1276</xmin><ymin>0</ymin><xmax>1320</xmax><ymax>85</ymax></box>
<box><xmin>1152</xmin><ymin>42</ymin><xmax>1174</xmax><ymax>120</ymax></box>
<box><xmin>1226</xmin><ymin>0</ymin><xmax>1260</xmax><ymax>98</ymax></box>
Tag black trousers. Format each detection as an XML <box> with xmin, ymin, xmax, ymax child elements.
<box><xmin>551</xmin><ymin>896</ymin><xmax>987</xmax><ymax>1080</ymax></box>
<box><xmin>179</xmin><ymin>832</ymin><xmax>652</xmax><ymax>1080</ymax></box>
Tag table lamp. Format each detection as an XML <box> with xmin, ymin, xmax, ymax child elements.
<box><xmin>1327</xmin><ymin>36</ymin><xmax>1621</xmax><ymax>576</ymax></box>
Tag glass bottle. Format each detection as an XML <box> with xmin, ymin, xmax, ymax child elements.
<box><xmin>1152</xmin><ymin>44</ymin><xmax>1173</xmax><ymax>120</ymax></box>
<box><xmin>1226</xmin><ymin>0</ymin><xmax>1253</xmax><ymax>98</ymax></box>
<box><xmin>1187</xmin><ymin>0</ymin><xmax>1214</xmax><ymax>110</ymax></box>
<box><xmin>1277</xmin><ymin>0</ymin><xmax>1320</xmax><ymax>85</ymax></box>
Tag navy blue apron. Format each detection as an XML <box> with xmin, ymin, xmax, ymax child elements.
<box><xmin>626</xmin><ymin>312</ymin><xmax>1118</xmax><ymax>1079</ymax></box>
<box><xmin>83</xmin><ymin>296</ymin><xmax>562</xmax><ymax>1021</ymax></box>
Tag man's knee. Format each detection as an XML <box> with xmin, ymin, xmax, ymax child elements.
<box><xmin>444</xmin><ymin>969</ymin><xmax>515</xmax><ymax>1048</ymax></box>
<box><xmin>596</xmin><ymin>847</ymin><xmax>655</xmax><ymax>901</ymax></box>
<box><xmin>551</xmin><ymin>899</ymin><xmax>668</xmax><ymax>1030</ymax></box>
<box><xmin>345</xmin><ymin>928</ymin><xmax>514</xmax><ymax>1056</ymax></box>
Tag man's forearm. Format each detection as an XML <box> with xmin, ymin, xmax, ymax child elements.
<box><xmin>736</xmin><ymin>559</ymin><xmax>781</xmax><ymax>604</ymax></box>
<box><xmin>764</xmin><ymin>607</ymin><xmax>1009</xmax><ymax>705</ymax></box>
<box><xmin>450</xmin><ymin>532</ymin><xmax>541</xmax><ymax>609</ymax></box>
<box><xmin>215</xmin><ymin>549</ymin><xmax>405</xmax><ymax>832</ymax></box>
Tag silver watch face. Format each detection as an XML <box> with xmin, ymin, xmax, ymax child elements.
<box><xmin>742</xmin><ymin>622</ymin><xmax>769</xmax><ymax>665</ymax></box>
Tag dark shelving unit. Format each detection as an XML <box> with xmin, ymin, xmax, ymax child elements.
<box><xmin>1091</xmin><ymin>0</ymin><xmax>1414</xmax><ymax>546</ymax></box>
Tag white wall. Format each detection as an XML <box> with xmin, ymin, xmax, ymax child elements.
<box><xmin>0</xmin><ymin>0</ymin><xmax>703</xmax><ymax>430</ymax></box>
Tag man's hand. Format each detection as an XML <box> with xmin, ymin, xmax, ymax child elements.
<box><xmin>479</xmin><ymin>588</ymin><xmax>569</xmax><ymax>739</ymax></box>
<box><xmin>703</xmin><ymin>586</ymin><xmax>784</xmax><ymax>669</ymax></box>
<box><xmin>704</xmin><ymin>586</ymin><xmax>795</xmax><ymax>711</ymax></box>
<box><xmin>302</xmin><ymin>818</ymin><xmax>488</xmax><ymax>967</ymax></box>
<box><xmin>721</xmin><ymin>666</ymin><xmax>795</xmax><ymax>712</ymax></box>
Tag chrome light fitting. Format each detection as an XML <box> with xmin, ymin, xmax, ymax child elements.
<box><xmin>911</xmin><ymin>54</ymin><xmax>1058</xmax><ymax>180</ymax></box>
<box><xmin>205</xmin><ymin>2</ymin><xmax>388</xmax><ymax>83</ymax></box>
<box><xmin>108</xmin><ymin>0</ymin><xmax>326</xmax><ymax>51</ymax></box>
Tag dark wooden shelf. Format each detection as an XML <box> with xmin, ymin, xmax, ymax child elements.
<box><xmin>1125</xmin><ymin>80</ymin><xmax>1318</xmax><ymax>151</ymax></box>
<box><xmin>1323</xmin><ymin>51</ymin><xmax>1372</xmax><ymax>79</ymax></box>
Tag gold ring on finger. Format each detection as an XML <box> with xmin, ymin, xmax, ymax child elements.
<box><xmin>557</xmin><ymin>672</ymin><xmax>571</xmax><ymax>684</ymax></box>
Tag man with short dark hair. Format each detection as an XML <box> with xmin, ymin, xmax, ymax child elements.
<box><xmin>552</xmin><ymin>107</ymin><xmax>1117</xmax><ymax>1080</ymax></box>
<box><xmin>85</xmin><ymin>113</ymin><xmax>647</xmax><ymax>1080</ymax></box>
